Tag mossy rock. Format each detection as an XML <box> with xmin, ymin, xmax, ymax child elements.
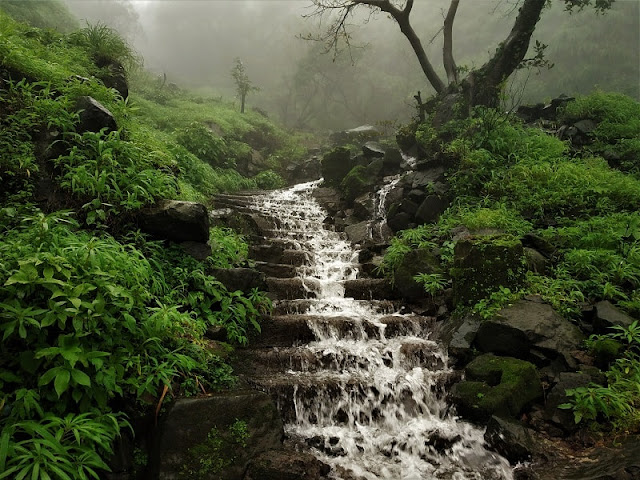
<box><xmin>451</xmin><ymin>235</ymin><xmax>525</xmax><ymax>308</ymax></box>
<box><xmin>321</xmin><ymin>146</ymin><xmax>352</xmax><ymax>187</ymax></box>
<box><xmin>340</xmin><ymin>165</ymin><xmax>376</xmax><ymax>203</ymax></box>
<box><xmin>590</xmin><ymin>337</ymin><xmax>623</xmax><ymax>369</ymax></box>
<box><xmin>393</xmin><ymin>248</ymin><xmax>442</xmax><ymax>302</ymax></box>
<box><xmin>450</xmin><ymin>354</ymin><xmax>542</xmax><ymax>422</ymax></box>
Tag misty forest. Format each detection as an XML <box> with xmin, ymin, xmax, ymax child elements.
<box><xmin>1</xmin><ymin>0</ymin><xmax>639</xmax><ymax>478</ymax></box>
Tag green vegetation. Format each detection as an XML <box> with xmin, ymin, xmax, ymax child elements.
<box><xmin>0</xmin><ymin>7</ymin><xmax>304</xmax><ymax>478</ymax></box>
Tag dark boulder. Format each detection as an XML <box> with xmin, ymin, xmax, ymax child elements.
<box><xmin>382</xmin><ymin>148</ymin><xmax>403</xmax><ymax>175</ymax></box>
<box><xmin>211</xmin><ymin>267</ymin><xmax>267</xmax><ymax>293</ymax></box>
<box><xmin>451</xmin><ymin>236</ymin><xmax>525</xmax><ymax>308</ymax></box>
<box><xmin>544</xmin><ymin>371</ymin><xmax>593</xmax><ymax>434</ymax></box>
<box><xmin>415</xmin><ymin>195</ymin><xmax>450</xmax><ymax>224</ymax></box>
<box><xmin>75</xmin><ymin>96</ymin><xmax>117</xmax><ymax>134</ymax></box>
<box><xmin>484</xmin><ymin>416</ymin><xmax>543</xmax><ymax>463</ymax></box>
<box><xmin>474</xmin><ymin>299</ymin><xmax>585</xmax><ymax>369</ymax></box>
<box><xmin>594</xmin><ymin>300</ymin><xmax>636</xmax><ymax>333</ymax></box>
<box><xmin>180</xmin><ymin>241</ymin><xmax>212</xmax><ymax>261</ymax></box>
<box><xmin>286</xmin><ymin>156</ymin><xmax>322</xmax><ymax>184</ymax></box>
<box><xmin>362</xmin><ymin>141</ymin><xmax>385</xmax><ymax>158</ymax></box>
<box><xmin>98</xmin><ymin>60</ymin><xmax>128</xmax><ymax>98</ymax></box>
<box><xmin>340</xmin><ymin>165</ymin><xmax>376</xmax><ymax>203</ymax></box>
<box><xmin>321</xmin><ymin>147</ymin><xmax>352</xmax><ymax>187</ymax></box>
<box><xmin>345</xmin><ymin>221</ymin><xmax>371</xmax><ymax>245</ymax></box>
<box><xmin>244</xmin><ymin>450</ymin><xmax>331</xmax><ymax>480</ymax></box>
<box><xmin>437</xmin><ymin>314</ymin><xmax>481</xmax><ymax>367</ymax></box>
<box><xmin>139</xmin><ymin>200</ymin><xmax>210</xmax><ymax>243</ymax></box>
<box><xmin>393</xmin><ymin>248</ymin><xmax>442</xmax><ymax>302</ymax></box>
<box><xmin>450</xmin><ymin>354</ymin><xmax>542</xmax><ymax>422</ymax></box>
<box><xmin>156</xmin><ymin>390</ymin><xmax>283</xmax><ymax>480</ymax></box>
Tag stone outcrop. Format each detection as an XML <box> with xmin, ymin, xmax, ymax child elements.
<box><xmin>593</xmin><ymin>300</ymin><xmax>637</xmax><ymax>333</ymax></box>
<box><xmin>138</xmin><ymin>200</ymin><xmax>210</xmax><ymax>243</ymax></box>
<box><xmin>321</xmin><ymin>147</ymin><xmax>352</xmax><ymax>187</ymax></box>
<box><xmin>450</xmin><ymin>354</ymin><xmax>542</xmax><ymax>422</ymax></box>
<box><xmin>474</xmin><ymin>299</ymin><xmax>585</xmax><ymax>369</ymax></box>
<box><xmin>156</xmin><ymin>390</ymin><xmax>283</xmax><ymax>480</ymax></box>
<box><xmin>75</xmin><ymin>96</ymin><xmax>117</xmax><ymax>134</ymax></box>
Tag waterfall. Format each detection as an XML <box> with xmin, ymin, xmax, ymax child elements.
<box><xmin>248</xmin><ymin>181</ymin><xmax>513</xmax><ymax>480</ymax></box>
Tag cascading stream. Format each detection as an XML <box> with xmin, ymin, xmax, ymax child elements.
<box><xmin>249</xmin><ymin>181</ymin><xmax>513</xmax><ymax>480</ymax></box>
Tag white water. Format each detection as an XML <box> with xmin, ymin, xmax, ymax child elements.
<box><xmin>250</xmin><ymin>181</ymin><xmax>513</xmax><ymax>480</ymax></box>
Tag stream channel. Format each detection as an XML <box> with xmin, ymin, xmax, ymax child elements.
<box><xmin>244</xmin><ymin>180</ymin><xmax>515</xmax><ymax>480</ymax></box>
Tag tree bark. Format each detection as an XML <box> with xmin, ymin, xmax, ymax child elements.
<box><xmin>241</xmin><ymin>93</ymin><xmax>246</xmax><ymax>114</ymax></box>
<box><xmin>462</xmin><ymin>0</ymin><xmax>547</xmax><ymax>108</ymax></box>
<box><xmin>443</xmin><ymin>0</ymin><xmax>460</xmax><ymax>85</ymax></box>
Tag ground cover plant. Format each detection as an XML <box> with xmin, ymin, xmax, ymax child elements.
<box><xmin>382</xmin><ymin>92</ymin><xmax>640</xmax><ymax>430</ymax></box>
<box><xmin>0</xmin><ymin>7</ymin><xmax>298</xmax><ymax>477</ymax></box>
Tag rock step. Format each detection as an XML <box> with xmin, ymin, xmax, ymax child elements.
<box><xmin>271</xmin><ymin>298</ymin><xmax>400</xmax><ymax>316</ymax></box>
<box><xmin>248</xmin><ymin>245</ymin><xmax>309</xmax><ymax>265</ymax></box>
<box><xmin>254</xmin><ymin>314</ymin><xmax>435</xmax><ymax>347</ymax></box>
<box><xmin>253</xmin><ymin>261</ymin><xmax>299</xmax><ymax>278</ymax></box>
<box><xmin>247</xmin><ymin>370</ymin><xmax>455</xmax><ymax>424</ymax></box>
<box><xmin>236</xmin><ymin>341</ymin><xmax>444</xmax><ymax>374</ymax></box>
<box><xmin>266</xmin><ymin>277</ymin><xmax>316</xmax><ymax>300</ymax></box>
<box><xmin>265</xmin><ymin>277</ymin><xmax>395</xmax><ymax>301</ymax></box>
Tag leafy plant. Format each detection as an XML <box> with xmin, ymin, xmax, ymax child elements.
<box><xmin>413</xmin><ymin>273</ymin><xmax>448</xmax><ymax>296</ymax></box>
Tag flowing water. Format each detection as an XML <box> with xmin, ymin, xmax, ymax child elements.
<box><xmin>249</xmin><ymin>181</ymin><xmax>513</xmax><ymax>480</ymax></box>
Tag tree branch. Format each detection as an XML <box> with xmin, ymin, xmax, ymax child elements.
<box><xmin>443</xmin><ymin>0</ymin><xmax>460</xmax><ymax>85</ymax></box>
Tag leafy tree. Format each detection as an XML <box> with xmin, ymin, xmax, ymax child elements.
<box><xmin>230</xmin><ymin>57</ymin><xmax>260</xmax><ymax>114</ymax></box>
<box><xmin>307</xmin><ymin>0</ymin><xmax>614</xmax><ymax>111</ymax></box>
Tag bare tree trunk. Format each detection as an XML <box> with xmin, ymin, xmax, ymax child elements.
<box><xmin>241</xmin><ymin>93</ymin><xmax>246</xmax><ymax>114</ymax></box>
<box><xmin>357</xmin><ymin>0</ymin><xmax>446</xmax><ymax>94</ymax></box>
<box><xmin>462</xmin><ymin>0</ymin><xmax>546</xmax><ymax>109</ymax></box>
<box><xmin>443</xmin><ymin>0</ymin><xmax>460</xmax><ymax>85</ymax></box>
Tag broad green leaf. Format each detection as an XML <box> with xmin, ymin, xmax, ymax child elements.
<box><xmin>71</xmin><ymin>369</ymin><xmax>91</xmax><ymax>387</ymax></box>
<box><xmin>54</xmin><ymin>369</ymin><xmax>71</xmax><ymax>397</ymax></box>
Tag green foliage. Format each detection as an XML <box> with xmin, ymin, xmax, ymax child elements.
<box><xmin>176</xmin><ymin>122</ymin><xmax>232</xmax><ymax>168</ymax></box>
<box><xmin>253</xmin><ymin>170</ymin><xmax>285</xmax><ymax>190</ymax></box>
<box><xmin>67</xmin><ymin>21</ymin><xmax>141</xmax><ymax>71</ymax></box>
<box><xmin>208</xmin><ymin>227</ymin><xmax>248</xmax><ymax>268</ymax></box>
<box><xmin>230</xmin><ymin>57</ymin><xmax>259</xmax><ymax>113</ymax></box>
<box><xmin>413</xmin><ymin>273</ymin><xmax>448</xmax><ymax>296</ymax></box>
<box><xmin>0</xmin><ymin>0</ymin><xmax>78</xmax><ymax>32</ymax></box>
<box><xmin>471</xmin><ymin>286</ymin><xmax>521</xmax><ymax>320</ymax></box>
<box><xmin>0</xmin><ymin>412</ymin><xmax>126</xmax><ymax>480</ymax></box>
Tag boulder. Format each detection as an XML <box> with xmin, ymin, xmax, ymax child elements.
<box><xmin>243</xmin><ymin>450</ymin><xmax>331</xmax><ymax>480</ymax></box>
<box><xmin>340</xmin><ymin>165</ymin><xmax>376</xmax><ymax>203</ymax></box>
<box><xmin>330</xmin><ymin>125</ymin><xmax>380</xmax><ymax>146</ymax></box>
<box><xmin>437</xmin><ymin>314</ymin><xmax>481</xmax><ymax>367</ymax></box>
<box><xmin>451</xmin><ymin>236</ymin><xmax>526</xmax><ymax>308</ymax></box>
<box><xmin>75</xmin><ymin>96</ymin><xmax>117</xmax><ymax>134</ymax></box>
<box><xmin>474</xmin><ymin>300</ymin><xmax>585</xmax><ymax>369</ymax></box>
<box><xmin>321</xmin><ymin>147</ymin><xmax>352</xmax><ymax>187</ymax></box>
<box><xmin>139</xmin><ymin>200</ymin><xmax>210</xmax><ymax>243</ymax></box>
<box><xmin>286</xmin><ymin>156</ymin><xmax>321</xmax><ymax>184</ymax></box>
<box><xmin>415</xmin><ymin>195</ymin><xmax>450</xmax><ymax>224</ymax></box>
<box><xmin>98</xmin><ymin>60</ymin><xmax>128</xmax><ymax>98</ymax></box>
<box><xmin>393</xmin><ymin>248</ymin><xmax>442</xmax><ymax>302</ymax></box>
<box><xmin>180</xmin><ymin>241</ymin><xmax>212</xmax><ymax>261</ymax></box>
<box><xmin>544</xmin><ymin>371</ymin><xmax>593</xmax><ymax>434</ymax></box>
<box><xmin>156</xmin><ymin>390</ymin><xmax>283</xmax><ymax>480</ymax></box>
<box><xmin>593</xmin><ymin>300</ymin><xmax>636</xmax><ymax>333</ymax></box>
<box><xmin>211</xmin><ymin>267</ymin><xmax>267</xmax><ymax>293</ymax></box>
<box><xmin>362</xmin><ymin>141</ymin><xmax>385</xmax><ymax>158</ymax></box>
<box><xmin>450</xmin><ymin>354</ymin><xmax>542</xmax><ymax>422</ymax></box>
<box><xmin>524</xmin><ymin>247</ymin><xmax>547</xmax><ymax>274</ymax></box>
<box><xmin>484</xmin><ymin>416</ymin><xmax>542</xmax><ymax>463</ymax></box>
<box><xmin>382</xmin><ymin>148</ymin><xmax>403</xmax><ymax>175</ymax></box>
<box><xmin>386</xmin><ymin>210</ymin><xmax>412</xmax><ymax>232</ymax></box>
<box><xmin>345</xmin><ymin>221</ymin><xmax>371</xmax><ymax>245</ymax></box>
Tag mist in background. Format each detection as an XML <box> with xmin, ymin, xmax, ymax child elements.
<box><xmin>63</xmin><ymin>0</ymin><xmax>639</xmax><ymax>131</ymax></box>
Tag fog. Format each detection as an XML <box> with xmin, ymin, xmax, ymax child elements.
<box><xmin>64</xmin><ymin>0</ymin><xmax>639</xmax><ymax>131</ymax></box>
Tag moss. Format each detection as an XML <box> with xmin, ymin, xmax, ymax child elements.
<box><xmin>340</xmin><ymin>165</ymin><xmax>375</xmax><ymax>203</ymax></box>
<box><xmin>452</xmin><ymin>354</ymin><xmax>542</xmax><ymax>421</ymax></box>
<box><xmin>590</xmin><ymin>338</ymin><xmax>623</xmax><ymax>369</ymax></box>
<box><xmin>451</xmin><ymin>235</ymin><xmax>526</xmax><ymax>308</ymax></box>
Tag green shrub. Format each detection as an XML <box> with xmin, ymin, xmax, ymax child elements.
<box><xmin>176</xmin><ymin>122</ymin><xmax>233</xmax><ymax>168</ymax></box>
<box><xmin>67</xmin><ymin>22</ymin><xmax>141</xmax><ymax>71</ymax></box>
<box><xmin>253</xmin><ymin>170</ymin><xmax>285</xmax><ymax>190</ymax></box>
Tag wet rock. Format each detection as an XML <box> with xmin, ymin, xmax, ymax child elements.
<box><xmin>386</xmin><ymin>209</ymin><xmax>412</xmax><ymax>232</ymax></box>
<box><xmin>450</xmin><ymin>354</ymin><xmax>542</xmax><ymax>422</ymax></box>
<box><xmin>345</xmin><ymin>221</ymin><xmax>371</xmax><ymax>245</ymax></box>
<box><xmin>574</xmin><ymin>119</ymin><xmax>597</xmax><ymax>135</ymax></box>
<box><xmin>344</xmin><ymin>278</ymin><xmax>394</xmax><ymax>300</ymax></box>
<box><xmin>321</xmin><ymin>147</ymin><xmax>353</xmax><ymax>187</ymax></box>
<box><xmin>521</xmin><ymin>233</ymin><xmax>556</xmax><ymax>257</ymax></box>
<box><xmin>266</xmin><ymin>277</ymin><xmax>315</xmax><ymax>300</ymax></box>
<box><xmin>524</xmin><ymin>247</ymin><xmax>547</xmax><ymax>274</ymax></box>
<box><xmin>474</xmin><ymin>300</ymin><xmax>585</xmax><ymax>369</ymax></box>
<box><xmin>544</xmin><ymin>371</ymin><xmax>593</xmax><ymax>434</ymax></box>
<box><xmin>244</xmin><ymin>450</ymin><xmax>331</xmax><ymax>480</ymax></box>
<box><xmin>415</xmin><ymin>194</ymin><xmax>450</xmax><ymax>224</ymax></box>
<box><xmin>286</xmin><ymin>156</ymin><xmax>322</xmax><ymax>184</ymax></box>
<box><xmin>362</xmin><ymin>141</ymin><xmax>385</xmax><ymax>158</ymax></box>
<box><xmin>393</xmin><ymin>248</ymin><xmax>442</xmax><ymax>302</ymax></box>
<box><xmin>382</xmin><ymin>148</ymin><xmax>403</xmax><ymax>175</ymax></box>
<box><xmin>330</xmin><ymin>125</ymin><xmax>380</xmax><ymax>146</ymax></box>
<box><xmin>352</xmin><ymin>193</ymin><xmax>374</xmax><ymax>219</ymax></box>
<box><xmin>594</xmin><ymin>300</ymin><xmax>636</xmax><ymax>333</ymax></box>
<box><xmin>156</xmin><ymin>390</ymin><xmax>283</xmax><ymax>480</ymax></box>
<box><xmin>437</xmin><ymin>314</ymin><xmax>481</xmax><ymax>367</ymax></box>
<box><xmin>451</xmin><ymin>236</ymin><xmax>526</xmax><ymax>308</ymax></box>
<box><xmin>211</xmin><ymin>267</ymin><xmax>267</xmax><ymax>293</ymax></box>
<box><xmin>98</xmin><ymin>60</ymin><xmax>128</xmax><ymax>98</ymax></box>
<box><xmin>341</xmin><ymin>165</ymin><xmax>376</xmax><ymax>203</ymax></box>
<box><xmin>75</xmin><ymin>96</ymin><xmax>117</xmax><ymax>133</ymax></box>
<box><xmin>484</xmin><ymin>416</ymin><xmax>540</xmax><ymax>463</ymax></box>
<box><xmin>138</xmin><ymin>200</ymin><xmax>210</xmax><ymax>243</ymax></box>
